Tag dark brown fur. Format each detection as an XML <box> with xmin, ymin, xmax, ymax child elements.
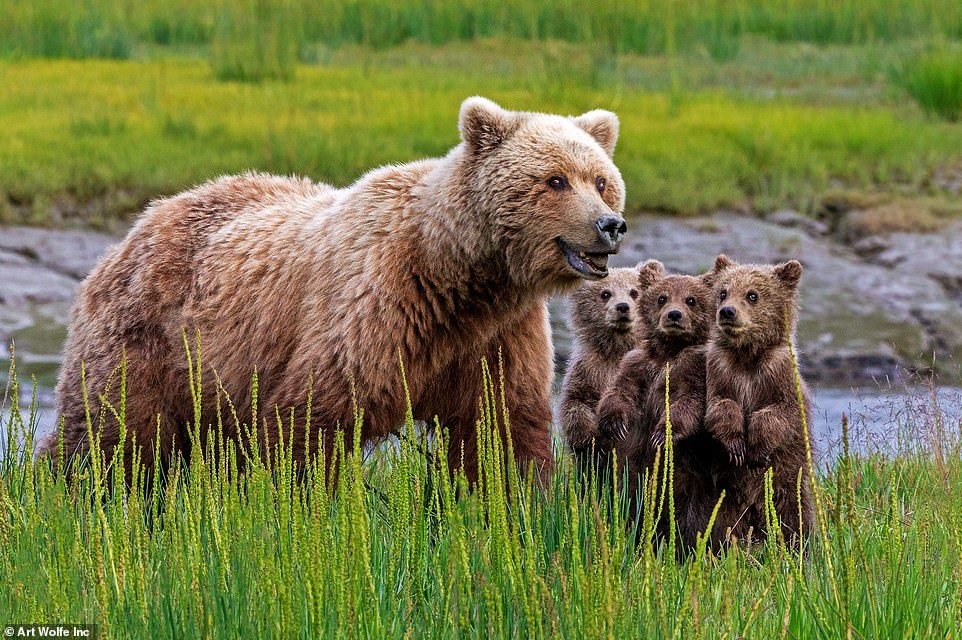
<box><xmin>704</xmin><ymin>254</ymin><xmax>814</xmax><ymax>547</ymax></box>
<box><xmin>597</xmin><ymin>261</ymin><xmax>720</xmax><ymax>548</ymax></box>
<box><xmin>558</xmin><ymin>267</ymin><xmax>642</xmax><ymax>473</ymax></box>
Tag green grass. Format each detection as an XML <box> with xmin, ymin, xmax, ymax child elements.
<box><xmin>1</xmin><ymin>352</ymin><xmax>961</xmax><ymax>638</ymax></box>
<box><xmin>895</xmin><ymin>47</ymin><xmax>962</xmax><ymax>122</ymax></box>
<box><xmin>3</xmin><ymin>0</ymin><xmax>962</xmax><ymax>60</ymax></box>
<box><xmin>2</xmin><ymin>44</ymin><xmax>961</xmax><ymax>228</ymax></box>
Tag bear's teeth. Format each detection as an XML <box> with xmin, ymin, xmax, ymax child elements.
<box><xmin>578</xmin><ymin>251</ymin><xmax>587</xmax><ymax>259</ymax></box>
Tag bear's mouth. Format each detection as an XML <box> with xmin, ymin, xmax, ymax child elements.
<box><xmin>660</xmin><ymin>322</ymin><xmax>688</xmax><ymax>335</ymax></box>
<box><xmin>717</xmin><ymin>320</ymin><xmax>747</xmax><ymax>334</ymax></box>
<box><xmin>557</xmin><ymin>238</ymin><xmax>612</xmax><ymax>279</ymax></box>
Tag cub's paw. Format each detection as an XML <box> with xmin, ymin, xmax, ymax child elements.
<box><xmin>650</xmin><ymin>420</ymin><xmax>667</xmax><ymax>449</ymax></box>
<box><xmin>598</xmin><ymin>410</ymin><xmax>629</xmax><ymax>442</ymax></box>
<box><xmin>745</xmin><ymin>449</ymin><xmax>772</xmax><ymax>469</ymax></box>
<box><xmin>720</xmin><ymin>435</ymin><xmax>747</xmax><ymax>467</ymax></box>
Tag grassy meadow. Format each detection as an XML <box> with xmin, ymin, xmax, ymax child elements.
<box><xmin>0</xmin><ymin>2</ymin><xmax>961</xmax><ymax>228</ymax></box>
<box><xmin>2</xmin><ymin>2</ymin><xmax>962</xmax><ymax>638</ymax></box>
<box><xmin>1</xmin><ymin>356</ymin><xmax>961</xmax><ymax>638</ymax></box>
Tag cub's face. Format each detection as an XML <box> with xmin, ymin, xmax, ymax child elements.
<box><xmin>570</xmin><ymin>267</ymin><xmax>640</xmax><ymax>338</ymax></box>
<box><xmin>637</xmin><ymin>261</ymin><xmax>714</xmax><ymax>345</ymax></box>
<box><xmin>710</xmin><ymin>255</ymin><xmax>803</xmax><ymax>348</ymax></box>
<box><xmin>457</xmin><ymin>97</ymin><xmax>627</xmax><ymax>289</ymax></box>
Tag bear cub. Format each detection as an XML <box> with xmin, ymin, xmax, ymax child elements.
<box><xmin>559</xmin><ymin>266</ymin><xmax>643</xmax><ymax>472</ymax></box>
<box><xmin>597</xmin><ymin>260</ymin><xmax>718</xmax><ymax>547</ymax></box>
<box><xmin>704</xmin><ymin>254</ymin><xmax>814</xmax><ymax>547</ymax></box>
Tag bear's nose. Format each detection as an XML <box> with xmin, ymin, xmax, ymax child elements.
<box><xmin>719</xmin><ymin>306</ymin><xmax>737</xmax><ymax>321</ymax></box>
<box><xmin>595</xmin><ymin>215</ymin><xmax>627</xmax><ymax>249</ymax></box>
<box><xmin>615</xmin><ymin>302</ymin><xmax>630</xmax><ymax>314</ymax></box>
<box><xmin>666</xmin><ymin>309</ymin><xmax>682</xmax><ymax>322</ymax></box>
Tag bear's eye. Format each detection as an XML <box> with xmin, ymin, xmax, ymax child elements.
<box><xmin>746</xmin><ymin>291</ymin><xmax>759</xmax><ymax>303</ymax></box>
<box><xmin>600</xmin><ymin>290</ymin><xmax>611</xmax><ymax>300</ymax></box>
<box><xmin>629</xmin><ymin>289</ymin><xmax>638</xmax><ymax>300</ymax></box>
<box><xmin>547</xmin><ymin>176</ymin><xmax>568</xmax><ymax>190</ymax></box>
<box><xmin>686</xmin><ymin>296</ymin><xmax>697</xmax><ymax>307</ymax></box>
<box><xmin>596</xmin><ymin>176</ymin><xmax>607</xmax><ymax>193</ymax></box>
<box><xmin>719</xmin><ymin>290</ymin><xmax>728</xmax><ymax>301</ymax></box>
<box><xmin>657</xmin><ymin>294</ymin><xmax>668</xmax><ymax>306</ymax></box>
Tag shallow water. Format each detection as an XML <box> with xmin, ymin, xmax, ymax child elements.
<box><xmin>4</xmin><ymin>368</ymin><xmax>958</xmax><ymax>464</ymax></box>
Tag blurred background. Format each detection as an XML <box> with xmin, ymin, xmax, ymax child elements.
<box><xmin>1</xmin><ymin>0</ymin><xmax>960</xmax><ymax>453</ymax></box>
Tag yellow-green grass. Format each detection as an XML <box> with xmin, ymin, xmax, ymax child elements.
<box><xmin>1</xmin><ymin>354</ymin><xmax>960</xmax><ymax>638</ymax></box>
<box><xmin>2</xmin><ymin>51</ymin><xmax>962</xmax><ymax>228</ymax></box>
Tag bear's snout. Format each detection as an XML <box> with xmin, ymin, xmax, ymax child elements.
<box><xmin>614</xmin><ymin>302</ymin><xmax>630</xmax><ymax>314</ymax></box>
<box><xmin>666</xmin><ymin>309</ymin><xmax>683</xmax><ymax>323</ymax></box>
<box><xmin>594</xmin><ymin>215</ymin><xmax>627</xmax><ymax>250</ymax></box>
<box><xmin>719</xmin><ymin>306</ymin><xmax>737</xmax><ymax>322</ymax></box>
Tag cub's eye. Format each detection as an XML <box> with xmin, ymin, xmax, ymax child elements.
<box><xmin>547</xmin><ymin>176</ymin><xmax>568</xmax><ymax>190</ymax></box>
<box><xmin>719</xmin><ymin>290</ymin><xmax>728</xmax><ymax>301</ymax></box>
<box><xmin>657</xmin><ymin>294</ymin><xmax>668</xmax><ymax>306</ymax></box>
<box><xmin>596</xmin><ymin>176</ymin><xmax>607</xmax><ymax>193</ymax></box>
<box><xmin>600</xmin><ymin>290</ymin><xmax>611</xmax><ymax>300</ymax></box>
<box><xmin>629</xmin><ymin>289</ymin><xmax>638</xmax><ymax>300</ymax></box>
<box><xmin>686</xmin><ymin>296</ymin><xmax>697</xmax><ymax>307</ymax></box>
<box><xmin>746</xmin><ymin>291</ymin><xmax>759</xmax><ymax>303</ymax></box>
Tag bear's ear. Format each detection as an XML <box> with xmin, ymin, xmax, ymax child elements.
<box><xmin>571</xmin><ymin>110</ymin><xmax>619</xmax><ymax>157</ymax></box>
<box><xmin>704</xmin><ymin>254</ymin><xmax>735</xmax><ymax>287</ymax></box>
<box><xmin>459</xmin><ymin>96</ymin><xmax>518</xmax><ymax>155</ymax></box>
<box><xmin>713</xmin><ymin>254</ymin><xmax>736</xmax><ymax>272</ymax></box>
<box><xmin>773</xmin><ymin>260</ymin><xmax>803</xmax><ymax>289</ymax></box>
<box><xmin>637</xmin><ymin>260</ymin><xmax>665</xmax><ymax>289</ymax></box>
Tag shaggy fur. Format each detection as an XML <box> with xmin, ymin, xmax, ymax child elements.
<box><xmin>558</xmin><ymin>266</ymin><xmax>643</xmax><ymax>471</ymax></box>
<box><xmin>42</xmin><ymin>97</ymin><xmax>628</xmax><ymax>484</ymax></box>
<box><xmin>704</xmin><ymin>255</ymin><xmax>814</xmax><ymax>547</ymax></box>
<box><xmin>596</xmin><ymin>260</ymin><xmax>720</xmax><ymax>547</ymax></box>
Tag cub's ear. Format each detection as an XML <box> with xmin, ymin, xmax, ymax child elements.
<box><xmin>704</xmin><ymin>254</ymin><xmax>735</xmax><ymax>287</ymax></box>
<box><xmin>773</xmin><ymin>260</ymin><xmax>803</xmax><ymax>288</ymax></box>
<box><xmin>637</xmin><ymin>260</ymin><xmax>665</xmax><ymax>289</ymax></box>
<box><xmin>713</xmin><ymin>254</ymin><xmax>736</xmax><ymax>272</ymax></box>
<box><xmin>571</xmin><ymin>109</ymin><xmax>619</xmax><ymax>158</ymax></box>
<box><xmin>459</xmin><ymin>96</ymin><xmax>519</xmax><ymax>155</ymax></box>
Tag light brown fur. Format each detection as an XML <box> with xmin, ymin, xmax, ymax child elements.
<box><xmin>42</xmin><ymin>97</ymin><xmax>628</xmax><ymax>484</ymax></box>
<box><xmin>558</xmin><ymin>266</ymin><xmax>643</xmax><ymax>469</ymax></box>
<box><xmin>704</xmin><ymin>255</ymin><xmax>814</xmax><ymax>547</ymax></box>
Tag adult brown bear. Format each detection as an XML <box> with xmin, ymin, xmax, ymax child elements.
<box><xmin>42</xmin><ymin>97</ymin><xmax>628</xmax><ymax>483</ymax></box>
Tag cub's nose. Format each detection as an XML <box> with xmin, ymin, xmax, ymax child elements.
<box><xmin>595</xmin><ymin>215</ymin><xmax>627</xmax><ymax>249</ymax></box>
<box><xmin>615</xmin><ymin>302</ymin><xmax>630</xmax><ymax>314</ymax></box>
<box><xmin>719</xmin><ymin>306</ymin><xmax>737</xmax><ymax>321</ymax></box>
<box><xmin>666</xmin><ymin>309</ymin><xmax>682</xmax><ymax>322</ymax></box>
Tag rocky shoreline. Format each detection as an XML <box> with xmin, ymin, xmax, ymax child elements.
<box><xmin>2</xmin><ymin>213</ymin><xmax>961</xmax><ymax>404</ymax></box>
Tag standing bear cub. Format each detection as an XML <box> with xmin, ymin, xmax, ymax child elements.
<box><xmin>596</xmin><ymin>260</ymin><xmax>719</xmax><ymax>547</ymax></box>
<box><xmin>705</xmin><ymin>255</ymin><xmax>814</xmax><ymax>547</ymax></box>
<box><xmin>43</xmin><ymin>97</ymin><xmax>628</xmax><ymax>484</ymax></box>
<box><xmin>559</xmin><ymin>266</ymin><xmax>643</xmax><ymax>474</ymax></box>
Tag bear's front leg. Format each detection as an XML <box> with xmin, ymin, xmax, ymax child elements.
<box><xmin>487</xmin><ymin>303</ymin><xmax>555</xmax><ymax>486</ymax></box>
<box><xmin>745</xmin><ymin>400</ymin><xmax>804</xmax><ymax>467</ymax></box>
<box><xmin>651</xmin><ymin>392</ymin><xmax>703</xmax><ymax>449</ymax></box>
<box><xmin>596</xmin><ymin>349</ymin><xmax>649</xmax><ymax>444</ymax></box>
<box><xmin>706</xmin><ymin>397</ymin><xmax>746</xmax><ymax>466</ymax></box>
<box><xmin>559</xmin><ymin>359</ymin><xmax>604</xmax><ymax>450</ymax></box>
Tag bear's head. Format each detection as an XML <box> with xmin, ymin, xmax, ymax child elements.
<box><xmin>570</xmin><ymin>266</ymin><xmax>642</xmax><ymax>355</ymax></box>
<box><xmin>709</xmin><ymin>254</ymin><xmax>803</xmax><ymax>351</ymax></box>
<box><xmin>456</xmin><ymin>96</ymin><xmax>627</xmax><ymax>290</ymax></box>
<box><xmin>636</xmin><ymin>260</ymin><xmax>715</xmax><ymax>349</ymax></box>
